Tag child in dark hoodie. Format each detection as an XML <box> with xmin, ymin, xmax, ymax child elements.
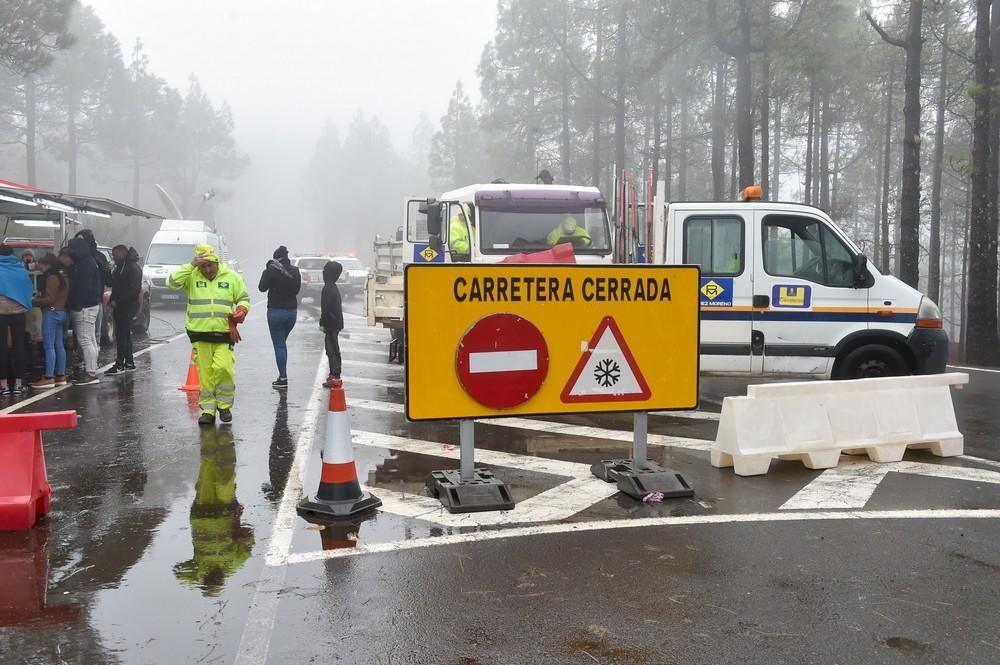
<box><xmin>320</xmin><ymin>261</ymin><xmax>343</xmax><ymax>388</ymax></box>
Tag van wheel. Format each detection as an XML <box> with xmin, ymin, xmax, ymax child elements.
<box><xmin>837</xmin><ymin>344</ymin><xmax>908</xmax><ymax>379</ymax></box>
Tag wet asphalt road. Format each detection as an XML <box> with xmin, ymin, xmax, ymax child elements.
<box><xmin>0</xmin><ymin>298</ymin><xmax>997</xmax><ymax>664</ymax></box>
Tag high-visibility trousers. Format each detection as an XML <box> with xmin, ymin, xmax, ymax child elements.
<box><xmin>193</xmin><ymin>341</ymin><xmax>236</xmax><ymax>415</ymax></box>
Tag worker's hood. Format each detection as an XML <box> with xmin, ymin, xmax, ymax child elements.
<box><xmin>323</xmin><ymin>261</ymin><xmax>342</xmax><ymax>284</ymax></box>
<box><xmin>126</xmin><ymin>247</ymin><xmax>140</xmax><ymax>263</ymax></box>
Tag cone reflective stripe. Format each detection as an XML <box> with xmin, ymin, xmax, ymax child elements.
<box><xmin>178</xmin><ymin>349</ymin><xmax>200</xmax><ymax>392</ymax></box>
<box><xmin>297</xmin><ymin>382</ymin><xmax>381</xmax><ymax>520</ymax></box>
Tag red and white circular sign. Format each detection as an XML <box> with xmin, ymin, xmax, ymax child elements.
<box><xmin>456</xmin><ymin>313</ymin><xmax>549</xmax><ymax>410</ymax></box>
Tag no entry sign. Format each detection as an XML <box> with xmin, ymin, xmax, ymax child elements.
<box><xmin>455</xmin><ymin>313</ymin><xmax>549</xmax><ymax>409</ymax></box>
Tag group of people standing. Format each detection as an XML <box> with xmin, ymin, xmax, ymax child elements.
<box><xmin>0</xmin><ymin>230</ymin><xmax>144</xmax><ymax>393</ymax></box>
<box><xmin>169</xmin><ymin>243</ymin><xmax>346</xmax><ymax>427</ymax></box>
<box><xmin>258</xmin><ymin>245</ymin><xmax>345</xmax><ymax>390</ymax></box>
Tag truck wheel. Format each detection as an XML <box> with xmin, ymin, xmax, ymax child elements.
<box><xmin>837</xmin><ymin>344</ymin><xmax>907</xmax><ymax>379</ymax></box>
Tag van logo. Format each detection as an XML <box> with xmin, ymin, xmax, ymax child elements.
<box><xmin>700</xmin><ymin>278</ymin><xmax>733</xmax><ymax>308</ymax></box>
<box><xmin>772</xmin><ymin>284</ymin><xmax>812</xmax><ymax>309</ymax></box>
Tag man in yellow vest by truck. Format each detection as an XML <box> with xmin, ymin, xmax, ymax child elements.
<box><xmin>169</xmin><ymin>244</ymin><xmax>251</xmax><ymax>426</ymax></box>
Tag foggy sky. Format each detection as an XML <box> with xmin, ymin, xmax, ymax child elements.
<box><xmin>86</xmin><ymin>0</ymin><xmax>498</xmax><ymax>265</ymax></box>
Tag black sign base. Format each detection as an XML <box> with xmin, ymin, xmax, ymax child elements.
<box><xmin>591</xmin><ymin>459</ymin><xmax>694</xmax><ymax>501</ymax></box>
<box><xmin>425</xmin><ymin>469</ymin><xmax>515</xmax><ymax>514</ymax></box>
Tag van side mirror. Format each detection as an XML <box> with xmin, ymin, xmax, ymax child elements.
<box><xmin>421</xmin><ymin>199</ymin><xmax>442</xmax><ymax>252</ymax></box>
<box><xmin>852</xmin><ymin>253</ymin><xmax>869</xmax><ymax>287</ymax></box>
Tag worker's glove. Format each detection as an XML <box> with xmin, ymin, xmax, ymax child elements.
<box><xmin>231</xmin><ymin>306</ymin><xmax>248</xmax><ymax>324</ymax></box>
<box><xmin>227</xmin><ymin>315</ymin><xmax>242</xmax><ymax>344</ymax></box>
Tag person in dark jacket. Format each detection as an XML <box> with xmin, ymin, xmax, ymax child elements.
<box><xmin>64</xmin><ymin>237</ymin><xmax>103</xmax><ymax>386</ymax></box>
<box><xmin>258</xmin><ymin>245</ymin><xmax>301</xmax><ymax>388</ymax></box>
<box><xmin>319</xmin><ymin>261</ymin><xmax>343</xmax><ymax>389</ymax></box>
<box><xmin>74</xmin><ymin>229</ymin><xmax>112</xmax><ymax>287</ymax></box>
<box><xmin>106</xmin><ymin>245</ymin><xmax>143</xmax><ymax>375</ymax></box>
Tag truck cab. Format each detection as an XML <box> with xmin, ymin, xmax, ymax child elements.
<box><xmin>405</xmin><ymin>184</ymin><xmax>614</xmax><ymax>266</ymax></box>
<box><xmin>652</xmin><ymin>187</ymin><xmax>948</xmax><ymax>379</ymax></box>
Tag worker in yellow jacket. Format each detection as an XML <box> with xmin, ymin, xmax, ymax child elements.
<box><xmin>547</xmin><ymin>215</ymin><xmax>592</xmax><ymax>248</ymax></box>
<box><xmin>168</xmin><ymin>244</ymin><xmax>250</xmax><ymax>426</ymax></box>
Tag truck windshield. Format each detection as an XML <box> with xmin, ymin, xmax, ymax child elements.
<box><xmin>147</xmin><ymin>244</ymin><xmax>196</xmax><ymax>265</ymax></box>
<box><xmin>478</xmin><ymin>207</ymin><xmax>610</xmax><ymax>254</ymax></box>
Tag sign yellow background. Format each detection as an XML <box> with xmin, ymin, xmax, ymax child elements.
<box><xmin>405</xmin><ymin>264</ymin><xmax>701</xmax><ymax>421</ymax></box>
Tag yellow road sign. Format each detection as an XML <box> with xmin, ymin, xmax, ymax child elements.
<box><xmin>405</xmin><ymin>264</ymin><xmax>700</xmax><ymax>421</ymax></box>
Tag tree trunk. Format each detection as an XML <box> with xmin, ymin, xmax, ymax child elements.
<box><xmin>819</xmin><ymin>88</ymin><xmax>831</xmax><ymax>211</ymax></box>
<box><xmin>651</xmin><ymin>89</ymin><xmax>663</xmax><ymax>187</ymax></box>
<box><xmin>760</xmin><ymin>53</ymin><xmax>770</xmax><ymax>198</ymax></box>
<box><xmin>897</xmin><ymin>0</ymin><xmax>924</xmax><ymax>289</ymax></box>
<box><xmin>712</xmin><ymin>60</ymin><xmax>726</xmax><ymax>199</ymax></box>
<box><xmin>25</xmin><ymin>76</ymin><xmax>37</xmax><ymax>187</ymax></box>
<box><xmin>678</xmin><ymin>93</ymin><xmax>688</xmax><ymax>200</ymax></box>
<box><xmin>773</xmin><ymin>99</ymin><xmax>781</xmax><ymax>198</ymax></box>
<box><xmin>734</xmin><ymin>0</ymin><xmax>754</xmax><ymax>188</ymax></box>
<box><xmin>560</xmin><ymin>11</ymin><xmax>571</xmax><ymax>182</ymax></box>
<box><xmin>832</xmin><ymin>124</ymin><xmax>842</xmax><ymax>220</ymax></box>
<box><xmin>132</xmin><ymin>154</ymin><xmax>141</xmax><ymax>208</ymax></box>
<box><xmin>966</xmin><ymin>0</ymin><xmax>1000</xmax><ymax>365</ymax></box>
<box><xmin>614</xmin><ymin>1</ymin><xmax>627</xmax><ymax>179</ymax></box>
<box><xmin>67</xmin><ymin>104</ymin><xmax>78</xmax><ymax>194</ymax></box>
<box><xmin>730</xmin><ymin>132</ymin><xmax>738</xmax><ymax>199</ymax></box>
<box><xmin>805</xmin><ymin>75</ymin><xmax>815</xmax><ymax>205</ymax></box>
<box><xmin>881</xmin><ymin>62</ymin><xmax>895</xmax><ymax>273</ymax></box>
<box><xmin>928</xmin><ymin>11</ymin><xmax>948</xmax><ymax>303</ymax></box>
<box><xmin>591</xmin><ymin>11</ymin><xmax>604</xmax><ymax>188</ymax></box>
<box><xmin>664</xmin><ymin>96</ymin><xmax>673</xmax><ymax>199</ymax></box>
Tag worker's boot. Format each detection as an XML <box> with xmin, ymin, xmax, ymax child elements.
<box><xmin>198</xmin><ymin>412</ymin><xmax>215</xmax><ymax>426</ymax></box>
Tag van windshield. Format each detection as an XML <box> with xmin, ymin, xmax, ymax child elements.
<box><xmin>478</xmin><ymin>207</ymin><xmax>611</xmax><ymax>254</ymax></box>
<box><xmin>146</xmin><ymin>244</ymin><xmax>197</xmax><ymax>265</ymax></box>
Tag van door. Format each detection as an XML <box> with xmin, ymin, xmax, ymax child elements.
<box><xmin>677</xmin><ymin>208</ymin><xmax>754</xmax><ymax>374</ymax></box>
<box><xmin>405</xmin><ymin>198</ymin><xmax>441</xmax><ymax>265</ymax></box>
<box><xmin>753</xmin><ymin>211</ymin><xmax>869</xmax><ymax>376</ymax></box>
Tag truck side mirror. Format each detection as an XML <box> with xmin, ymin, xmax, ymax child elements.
<box><xmin>422</xmin><ymin>199</ymin><xmax>442</xmax><ymax>252</ymax></box>
<box><xmin>395</xmin><ymin>227</ymin><xmax>403</xmax><ymax>242</ymax></box>
<box><xmin>852</xmin><ymin>253</ymin><xmax>869</xmax><ymax>287</ymax></box>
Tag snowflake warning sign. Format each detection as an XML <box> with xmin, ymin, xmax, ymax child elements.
<box><xmin>561</xmin><ymin>316</ymin><xmax>651</xmax><ymax>403</ymax></box>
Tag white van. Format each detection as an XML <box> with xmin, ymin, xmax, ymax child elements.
<box><xmin>652</xmin><ymin>187</ymin><xmax>948</xmax><ymax>379</ymax></box>
<box><xmin>144</xmin><ymin>220</ymin><xmax>228</xmax><ymax>304</ymax></box>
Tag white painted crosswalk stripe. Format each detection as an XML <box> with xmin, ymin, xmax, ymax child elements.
<box><xmin>346</xmin><ymin>397</ymin><xmax>712</xmax><ymax>451</ymax></box>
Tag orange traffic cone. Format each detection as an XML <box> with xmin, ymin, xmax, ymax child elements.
<box><xmin>178</xmin><ymin>349</ymin><xmax>200</xmax><ymax>392</ymax></box>
<box><xmin>297</xmin><ymin>381</ymin><xmax>381</xmax><ymax>520</ymax></box>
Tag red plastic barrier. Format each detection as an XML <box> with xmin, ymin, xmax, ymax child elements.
<box><xmin>0</xmin><ymin>411</ymin><xmax>77</xmax><ymax>531</ymax></box>
<box><xmin>500</xmin><ymin>242</ymin><xmax>577</xmax><ymax>264</ymax></box>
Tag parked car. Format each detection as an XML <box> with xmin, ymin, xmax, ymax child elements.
<box><xmin>291</xmin><ymin>254</ymin><xmax>367</xmax><ymax>299</ymax></box>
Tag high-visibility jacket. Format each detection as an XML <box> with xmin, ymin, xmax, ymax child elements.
<box><xmin>168</xmin><ymin>262</ymin><xmax>250</xmax><ymax>334</ymax></box>
<box><xmin>450</xmin><ymin>215</ymin><xmax>471</xmax><ymax>254</ymax></box>
<box><xmin>546</xmin><ymin>225</ymin><xmax>592</xmax><ymax>248</ymax></box>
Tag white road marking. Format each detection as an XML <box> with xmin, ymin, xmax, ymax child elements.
<box><xmin>650</xmin><ymin>409</ymin><xmax>721</xmax><ymax>422</ymax></box>
<box><xmin>780</xmin><ymin>457</ymin><xmax>1000</xmax><ymax>510</ymax></box>
<box><xmin>947</xmin><ymin>364</ymin><xmax>1000</xmax><ymax>374</ymax></box>
<box><xmin>342</xmin><ymin>359</ymin><xmax>402</xmax><ymax>371</ymax></box>
<box><xmin>277</xmin><ymin>509</ymin><xmax>1000</xmax><ymax>565</ymax></box>
<box><xmin>469</xmin><ymin>349</ymin><xmax>538</xmax><ymax>373</ymax></box>
<box><xmin>353</xmin><ymin>430</ymin><xmax>591</xmax><ymax>478</ymax></box>
<box><xmin>343</xmin><ymin>375</ymin><xmax>404</xmax><ymax>389</ymax></box>
<box><xmin>234</xmin><ymin>360</ymin><xmax>328</xmax><ymax>665</ymax></box>
<box><xmin>346</xmin><ymin>397</ymin><xmax>712</xmax><ymax>450</ymax></box>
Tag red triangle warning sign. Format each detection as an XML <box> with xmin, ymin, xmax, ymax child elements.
<box><xmin>561</xmin><ymin>316</ymin><xmax>651</xmax><ymax>403</ymax></box>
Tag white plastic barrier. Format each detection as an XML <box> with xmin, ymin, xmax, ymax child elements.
<box><xmin>711</xmin><ymin>373</ymin><xmax>969</xmax><ymax>476</ymax></box>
